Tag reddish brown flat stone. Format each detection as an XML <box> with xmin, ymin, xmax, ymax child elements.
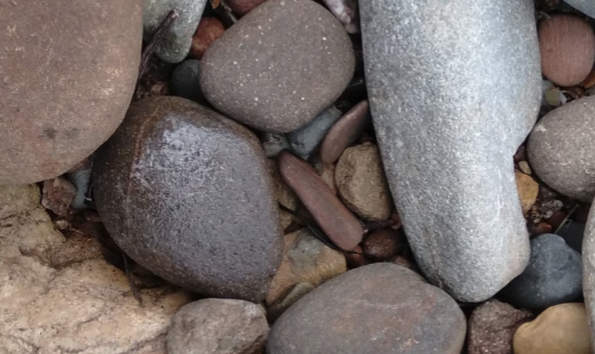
<box><xmin>278</xmin><ymin>151</ymin><xmax>363</xmax><ymax>251</ymax></box>
<box><xmin>190</xmin><ymin>17</ymin><xmax>225</xmax><ymax>59</ymax></box>
<box><xmin>319</xmin><ymin>100</ymin><xmax>369</xmax><ymax>164</ymax></box>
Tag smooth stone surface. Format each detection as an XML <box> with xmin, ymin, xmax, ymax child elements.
<box><xmin>268</xmin><ymin>263</ymin><xmax>466</xmax><ymax>354</ymax></box>
<box><xmin>143</xmin><ymin>0</ymin><xmax>208</xmax><ymax>63</ymax></box>
<box><xmin>362</xmin><ymin>228</ymin><xmax>403</xmax><ymax>261</ymax></box>
<box><xmin>0</xmin><ymin>0</ymin><xmax>142</xmax><ymax>185</ymax></box>
<box><xmin>516</xmin><ymin>171</ymin><xmax>539</xmax><ymax>214</ymax></box>
<box><xmin>528</xmin><ymin>95</ymin><xmax>595</xmax><ymax>203</ymax></box>
<box><xmin>565</xmin><ymin>0</ymin><xmax>595</xmax><ymax>18</ymax></box>
<box><xmin>170</xmin><ymin>59</ymin><xmax>205</xmax><ymax>102</ymax></box>
<box><xmin>278</xmin><ymin>151</ymin><xmax>364</xmax><ymax>250</ymax></box>
<box><xmin>266</xmin><ymin>159</ymin><xmax>299</xmax><ymax>211</ymax></box>
<box><xmin>500</xmin><ymin>234</ymin><xmax>582</xmax><ymax>311</ymax></box>
<box><xmin>167</xmin><ymin>299</ymin><xmax>269</xmax><ymax>354</ymax></box>
<box><xmin>467</xmin><ymin>299</ymin><xmax>533</xmax><ymax>354</ymax></box>
<box><xmin>287</xmin><ymin>106</ymin><xmax>342</xmax><ymax>159</ymax></box>
<box><xmin>200</xmin><ymin>0</ymin><xmax>355</xmax><ymax>133</ymax></box>
<box><xmin>0</xmin><ymin>184</ymin><xmax>191</xmax><ymax>353</ymax></box>
<box><xmin>513</xmin><ymin>303</ymin><xmax>591</xmax><ymax>354</ymax></box>
<box><xmin>583</xmin><ymin>199</ymin><xmax>595</xmax><ymax>347</ymax></box>
<box><xmin>319</xmin><ymin>100</ymin><xmax>370</xmax><ymax>164</ymax></box>
<box><xmin>93</xmin><ymin>96</ymin><xmax>282</xmax><ymax>302</ymax></box>
<box><xmin>360</xmin><ymin>0</ymin><xmax>541</xmax><ymax>302</ymax></box>
<box><xmin>335</xmin><ymin>142</ymin><xmax>392</xmax><ymax>221</ymax></box>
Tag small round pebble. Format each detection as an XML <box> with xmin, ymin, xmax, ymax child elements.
<box><xmin>362</xmin><ymin>228</ymin><xmax>402</xmax><ymax>261</ymax></box>
<box><xmin>190</xmin><ymin>17</ymin><xmax>225</xmax><ymax>59</ymax></box>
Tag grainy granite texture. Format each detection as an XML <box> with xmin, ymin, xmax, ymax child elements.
<box><xmin>582</xmin><ymin>199</ymin><xmax>595</xmax><ymax>349</ymax></box>
<box><xmin>565</xmin><ymin>0</ymin><xmax>595</xmax><ymax>17</ymax></box>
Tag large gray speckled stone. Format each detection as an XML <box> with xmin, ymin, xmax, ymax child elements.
<box><xmin>565</xmin><ymin>0</ymin><xmax>595</xmax><ymax>18</ymax></box>
<box><xmin>93</xmin><ymin>96</ymin><xmax>283</xmax><ymax>302</ymax></box>
<box><xmin>143</xmin><ymin>0</ymin><xmax>207</xmax><ymax>63</ymax></box>
<box><xmin>360</xmin><ymin>1</ymin><xmax>541</xmax><ymax>302</ymax></box>
<box><xmin>200</xmin><ymin>0</ymin><xmax>355</xmax><ymax>133</ymax></box>
<box><xmin>582</xmin><ymin>199</ymin><xmax>595</xmax><ymax>348</ymax></box>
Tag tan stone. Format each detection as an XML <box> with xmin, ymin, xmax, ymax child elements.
<box><xmin>515</xmin><ymin>171</ymin><xmax>539</xmax><ymax>214</ymax></box>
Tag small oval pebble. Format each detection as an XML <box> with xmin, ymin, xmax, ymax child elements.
<box><xmin>287</xmin><ymin>106</ymin><xmax>342</xmax><ymax>159</ymax></box>
<box><xmin>362</xmin><ymin>228</ymin><xmax>402</xmax><ymax>261</ymax></box>
<box><xmin>320</xmin><ymin>100</ymin><xmax>370</xmax><ymax>164</ymax></box>
<box><xmin>539</xmin><ymin>14</ymin><xmax>595</xmax><ymax>87</ymax></box>
<box><xmin>515</xmin><ymin>171</ymin><xmax>539</xmax><ymax>214</ymax></box>
<box><xmin>190</xmin><ymin>17</ymin><xmax>225</xmax><ymax>59</ymax></box>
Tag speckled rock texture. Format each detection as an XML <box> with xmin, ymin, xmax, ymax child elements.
<box><xmin>93</xmin><ymin>96</ymin><xmax>283</xmax><ymax>302</ymax></box>
<box><xmin>143</xmin><ymin>0</ymin><xmax>208</xmax><ymax>63</ymax></box>
<box><xmin>167</xmin><ymin>299</ymin><xmax>269</xmax><ymax>354</ymax></box>
<box><xmin>360</xmin><ymin>0</ymin><xmax>541</xmax><ymax>302</ymax></box>
<box><xmin>583</xmin><ymin>199</ymin><xmax>595</xmax><ymax>348</ymax></box>
<box><xmin>565</xmin><ymin>0</ymin><xmax>595</xmax><ymax>18</ymax></box>
<box><xmin>0</xmin><ymin>184</ymin><xmax>191</xmax><ymax>353</ymax></box>
<box><xmin>0</xmin><ymin>0</ymin><xmax>142</xmax><ymax>185</ymax></box>
<box><xmin>200</xmin><ymin>0</ymin><xmax>355</xmax><ymax>133</ymax></box>
<box><xmin>267</xmin><ymin>263</ymin><xmax>466</xmax><ymax>354</ymax></box>
<box><xmin>528</xmin><ymin>95</ymin><xmax>595</xmax><ymax>203</ymax></box>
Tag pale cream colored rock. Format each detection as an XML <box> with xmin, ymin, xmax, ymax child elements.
<box><xmin>515</xmin><ymin>171</ymin><xmax>539</xmax><ymax>214</ymax></box>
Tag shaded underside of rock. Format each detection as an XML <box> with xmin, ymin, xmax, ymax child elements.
<box><xmin>360</xmin><ymin>0</ymin><xmax>541</xmax><ymax>302</ymax></box>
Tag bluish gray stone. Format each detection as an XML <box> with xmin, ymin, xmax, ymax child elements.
<box><xmin>67</xmin><ymin>165</ymin><xmax>92</xmax><ymax>210</ymax></box>
<box><xmin>287</xmin><ymin>106</ymin><xmax>342</xmax><ymax>159</ymax></box>
<box><xmin>360</xmin><ymin>0</ymin><xmax>541</xmax><ymax>302</ymax></box>
<box><xmin>582</xmin><ymin>199</ymin><xmax>595</xmax><ymax>347</ymax></box>
<box><xmin>499</xmin><ymin>233</ymin><xmax>582</xmax><ymax>311</ymax></box>
<box><xmin>170</xmin><ymin>59</ymin><xmax>204</xmax><ymax>102</ymax></box>
<box><xmin>143</xmin><ymin>0</ymin><xmax>207</xmax><ymax>63</ymax></box>
<box><xmin>565</xmin><ymin>0</ymin><xmax>595</xmax><ymax>18</ymax></box>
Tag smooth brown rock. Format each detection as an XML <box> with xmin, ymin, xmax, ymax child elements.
<box><xmin>513</xmin><ymin>303</ymin><xmax>591</xmax><ymax>354</ymax></box>
<box><xmin>515</xmin><ymin>171</ymin><xmax>539</xmax><ymax>214</ymax></box>
<box><xmin>190</xmin><ymin>17</ymin><xmax>225</xmax><ymax>60</ymax></box>
<box><xmin>362</xmin><ymin>228</ymin><xmax>402</xmax><ymax>261</ymax></box>
<box><xmin>539</xmin><ymin>14</ymin><xmax>595</xmax><ymax>87</ymax></box>
<box><xmin>226</xmin><ymin>0</ymin><xmax>267</xmax><ymax>16</ymax></box>
<box><xmin>320</xmin><ymin>100</ymin><xmax>370</xmax><ymax>164</ymax></box>
<box><xmin>278</xmin><ymin>151</ymin><xmax>364</xmax><ymax>250</ymax></box>
<box><xmin>0</xmin><ymin>0</ymin><xmax>142</xmax><ymax>185</ymax></box>
<box><xmin>41</xmin><ymin>177</ymin><xmax>76</xmax><ymax>217</ymax></box>
<box><xmin>345</xmin><ymin>245</ymin><xmax>368</xmax><ymax>268</ymax></box>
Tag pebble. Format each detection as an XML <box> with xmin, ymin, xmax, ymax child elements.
<box><xmin>322</xmin><ymin>0</ymin><xmax>359</xmax><ymax>33</ymax></box>
<box><xmin>200</xmin><ymin>0</ymin><xmax>355</xmax><ymax>133</ymax></box>
<box><xmin>170</xmin><ymin>59</ymin><xmax>205</xmax><ymax>102</ymax></box>
<box><xmin>143</xmin><ymin>0</ymin><xmax>207</xmax><ymax>63</ymax></box>
<box><xmin>268</xmin><ymin>263</ymin><xmax>466</xmax><ymax>354</ymax></box>
<box><xmin>266</xmin><ymin>159</ymin><xmax>299</xmax><ymax>211</ymax></box>
<box><xmin>167</xmin><ymin>299</ymin><xmax>269</xmax><ymax>354</ymax></box>
<box><xmin>267</xmin><ymin>282</ymin><xmax>314</xmax><ymax>321</ymax></box>
<box><xmin>93</xmin><ymin>96</ymin><xmax>283</xmax><ymax>302</ymax></box>
<box><xmin>66</xmin><ymin>158</ymin><xmax>93</xmax><ymax>210</ymax></box>
<box><xmin>528</xmin><ymin>95</ymin><xmax>595</xmax><ymax>202</ymax></box>
<box><xmin>499</xmin><ymin>234</ymin><xmax>582</xmax><ymax>311</ymax></box>
<box><xmin>516</xmin><ymin>171</ymin><xmax>539</xmax><ymax>214</ymax></box>
<box><xmin>0</xmin><ymin>0</ymin><xmax>142</xmax><ymax>185</ymax></box>
<box><xmin>362</xmin><ymin>228</ymin><xmax>403</xmax><ymax>261</ymax></box>
<box><xmin>335</xmin><ymin>142</ymin><xmax>392</xmax><ymax>221</ymax></box>
<box><xmin>41</xmin><ymin>177</ymin><xmax>76</xmax><ymax>217</ymax></box>
<box><xmin>319</xmin><ymin>100</ymin><xmax>370</xmax><ymax>165</ymax></box>
<box><xmin>360</xmin><ymin>0</ymin><xmax>541</xmax><ymax>302</ymax></box>
<box><xmin>539</xmin><ymin>14</ymin><xmax>595</xmax><ymax>87</ymax></box>
<box><xmin>278</xmin><ymin>151</ymin><xmax>364</xmax><ymax>250</ymax></box>
<box><xmin>312</xmin><ymin>158</ymin><xmax>338</xmax><ymax>194</ymax></box>
<box><xmin>261</xmin><ymin>132</ymin><xmax>290</xmax><ymax>158</ymax></box>
<box><xmin>582</xmin><ymin>199</ymin><xmax>595</xmax><ymax>345</ymax></box>
<box><xmin>467</xmin><ymin>299</ymin><xmax>533</xmax><ymax>354</ymax></box>
<box><xmin>226</xmin><ymin>0</ymin><xmax>267</xmax><ymax>16</ymax></box>
<box><xmin>518</xmin><ymin>160</ymin><xmax>532</xmax><ymax>175</ymax></box>
<box><xmin>287</xmin><ymin>106</ymin><xmax>342</xmax><ymax>159</ymax></box>
<box><xmin>344</xmin><ymin>245</ymin><xmax>367</xmax><ymax>268</ymax></box>
<box><xmin>565</xmin><ymin>0</ymin><xmax>595</xmax><ymax>18</ymax></box>
<box><xmin>190</xmin><ymin>17</ymin><xmax>225</xmax><ymax>59</ymax></box>
<box><xmin>513</xmin><ymin>303</ymin><xmax>591</xmax><ymax>354</ymax></box>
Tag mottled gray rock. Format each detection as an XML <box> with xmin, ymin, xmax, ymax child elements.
<box><xmin>167</xmin><ymin>299</ymin><xmax>269</xmax><ymax>354</ymax></box>
<box><xmin>93</xmin><ymin>96</ymin><xmax>283</xmax><ymax>302</ymax></box>
<box><xmin>268</xmin><ymin>263</ymin><xmax>466</xmax><ymax>354</ymax></box>
<box><xmin>528</xmin><ymin>95</ymin><xmax>595</xmax><ymax>203</ymax></box>
<box><xmin>170</xmin><ymin>59</ymin><xmax>205</xmax><ymax>102</ymax></box>
<box><xmin>565</xmin><ymin>0</ymin><xmax>595</xmax><ymax>18</ymax></box>
<box><xmin>583</xmin><ymin>199</ymin><xmax>595</xmax><ymax>348</ymax></box>
<box><xmin>360</xmin><ymin>0</ymin><xmax>541</xmax><ymax>302</ymax></box>
<box><xmin>0</xmin><ymin>0</ymin><xmax>142</xmax><ymax>185</ymax></box>
<box><xmin>500</xmin><ymin>233</ymin><xmax>582</xmax><ymax>311</ymax></box>
<box><xmin>143</xmin><ymin>0</ymin><xmax>208</xmax><ymax>63</ymax></box>
<box><xmin>287</xmin><ymin>106</ymin><xmax>342</xmax><ymax>159</ymax></box>
<box><xmin>200</xmin><ymin>0</ymin><xmax>355</xmax><ymax>133</ymax></box>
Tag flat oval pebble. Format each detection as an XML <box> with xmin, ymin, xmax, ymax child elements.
<box><xmin>0</xmin><ymin>0</ymin><xmax>142</xmax><ymax>185</ymax></box>
<box><xmin>93</xmin><ymin>96</ymin><xmax>282</xmax><ymax>302</ymax></box>
<box><xmin>528</xmin><ymin>95</ymin><xmax>595</xmax><ymax>202</ymax></box>
<box><xmin>278</xmin><ymin>151</ymin><xmax>363</xmax><ymax>251</ymax></box>
<box><xmin>268</xmin><ymin>263</ymin><xmax>466</xmax><ymax>354</ymax></box>
<box><xmin>200</xmin><ymin>0</ymin><xmax>355</xmax><ymax>133</ymax></box>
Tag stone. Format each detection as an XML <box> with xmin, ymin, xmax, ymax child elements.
<box><xmin>267</xmin><ymin>282</ymin><xmax>315</xmax><ymax>321</ymax></box>
<box><xmin>319</xmin><ymin>100</ymin><xmax>370</xmax><ymax>164</ymax></box>
<box><xmin>66</xmin><ymin>158</ymin><xmax>93</xmax><ymax>210</ymax></box>
<box><xmin>360</xmin><ymin>0</ymin><xmax>541</xmax><ymax>302</ymax></box>
<box><xmin>266</xmin><ymin>228</ymin><xmax>346</xmax><ymax>306</ymax></box>
<box><xmin>190</xmin><ymin>17</ymin><xmax>225</xmax><ymax>59</ymax></box>
<box><xmin>362</xmin><ymin>228</ymin><xmax>402</xmax><ymax>261</ymax></box>
<box><xmin>167</xmin><ymin>299</ymin><xmax>269</xmax><ymax>354</ymax></box>
<box><xmin>226</xmin><ymin>0</ymin><xmax>267</xmax><ymax>16</ymax></box>
<box><xmin>312</xmin><ymin>158</ymin><xmax>338</xmax><ymax>194</ymax></box>
<box><xmin>344</xmin><ymin>245</ymin><xmax>367</xmax><ymax>268</ymax></box>
<box><xmin>41</xmin><ymin>177</ymin><xmax>76</xmax><ymax>217</ymax></box>
<box><xmin>261</xmin><ymin>132</ymin><xmax>291</xmax><ymax>158</ymax></box>
<box><xmin>467</xmin><ymin>299</ymin><xmax>533</xmax><ymax>354</ymax></box>
<box><xmin>268</xmin><ymin>263</ymin><xmax>466</xmax><ymax>354</ymax></box>
<box><xmin>335</xmin><ymin>142</ymin><xmax>392</xmax><ymax>221</ymax></box>
<box><xmin>0</xmin><ymin>184</ymin><xmax>191</xmax><ymax>353</ymax></box>
<box><xmin>499</xmin><ymin>234</ymin><xmax>582</xmax><ymax>311</ymax></box>
<box><xmin>322</xmin><ymin>0</ymin><xmax>359</xmax><ymax>33</ymax></box>
<box><xmin>200</xmin><ymin>0</ymin><xmax>355</xmax><ymax>133</ymax></box>
<box><xmin>513</xmin><ymin>303</ymin><xmax>591</xmax><ymax>354</ymax></box>
<box><xmin>539</xmin><ymin>14</ymin><xmax>595</xmax><ymax>87</ymax></box>
<box><xmin>170</xmin><ymin>59</ymin><xmax>205</xmax><ymax>102</ymax></box>
<box><xmin>266</xmin><ymin>159</ymin><xmax>299</xmax><ymax>211</ymax></box>
<box><xmin>278</xmin><ymin>151</ymin><xmax>364</xmax><ymax>250</ymax></box>
<box><xmin>0</xmin><ymin>0</ymin><xmax>142</xmax><ymax>185</ymax></box>
<box><xmin>583</xmin><ymin>199</ymin><xmax>595</xmax><ymax>345</ymax></box>
<box><xmin>93</xmin><ymin>96</ymin><xmax>283</xmax><ymax>302</ymax></box>
<box><xmin>143</xmin><ymin>0</ymin><xmax>207</xmax><ymax>63</ymax></box>
<box><xmin>528</xmin><ymin>95</ymin><xmax>595</xmax><ymax>203</ymax></box>
<box><xmin>565</xmin><ymin>0</ymin><xmax>595</xmax><ymax>18</ymax></box>
<box><xmin>516</xmin><ymin>171</ymin><xmax>539</xmax><ymax>214</ymax></box>
<box><xmin>287</xmin><ymin>106</ymin><xmax>342</xmax><ymax>159</ymax></box>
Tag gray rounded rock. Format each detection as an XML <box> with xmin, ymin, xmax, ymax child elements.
<box><xmin>0</xmin><ymin>0</ymin><xmax>143</xmax><ymax>185</ymax></box>
<box><xmin>267</xmin><ymin>263</ymin><xmax>466</xmax><ymax>354</ymax></box>
<box><xmin>200</xmin><ymin>0</ymin><xmax>355</xmax><ymax>133</ymax></box>
<box><xmin>528</xmin><ymin>95</ymin><xmax>595</xmax><ymax>203</ymax></box>
<box><xmin>565</xmin><ymin>0</ymin><xmax>595</xmax><ymax>18</ymax></box>
<box><xmin>93</xmin><ymin>96</ymin><xmax>283</xmax><ymax>302</ymax></box>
